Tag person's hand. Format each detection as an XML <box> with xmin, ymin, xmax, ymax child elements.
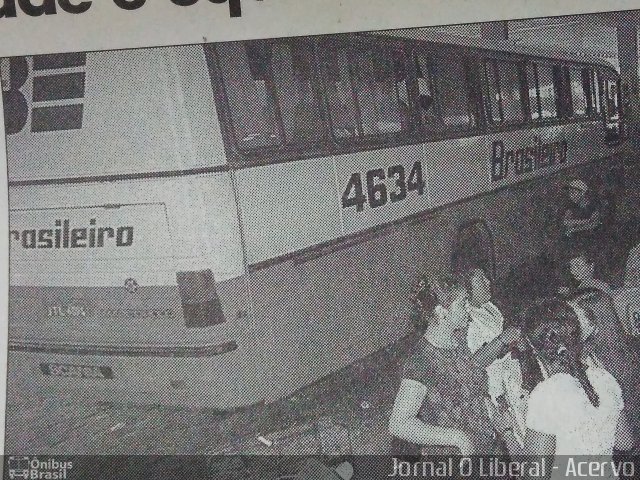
<box><xmin>453</xmin><ymin>430</ymin><xmax>475</xmax><ymax>456</ymax></box>
<box><xmin>499</xmin><ymin>326</ymin><xmax>522</xmax><ymax>346</ymax></box>
<box><xmin>486</xmin><ymin>399</ymin><xmax>513</xmax><ymax>432</ymax></box>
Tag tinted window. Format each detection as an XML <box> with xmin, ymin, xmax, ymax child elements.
<box><xmin>569</xmin><ymin>67</ymin><xmax>588</xmax><ymax>116</ymax></box>
<box><xmin>485</xmin><ymin>62</ymin><xmax>501</xmax><ymax>123</ymax></box>
<box><xmin>320</xmin><ymin>44</ymin><xmax>359</xmax><ymax>138</ymax></box>
<box><xmin>217</xmin><ymin>42</ymin><xmax>280</xmax><ymax>149</ymax></box>
<box><xmin>415</xmin><ymin>52</ymin><xmax>477</xmax><ymax>131</ymax></box>
<box><xmin>353</xmin><ymin>48</ymin><xmax>410</xmax><ymax>135</ymax></box>
<box><xmin>272</xmin><ymin>42</ymin><xmax>323</xmax><ymax>142</ymax></box>
<box><xmin>484</xmin><ymin>60</ymin><xmax>524</xmax><ymax>124</ymax></box>
<box><xmin>537</xmin><ymin>63</ymin><xmax>558</xmax><ymax>119</ymax></box>
<box><xmin>321</xmin><ymin>42</ymin><xmax>411</xmax><ymax>138</ymax></box>
<box><xmin>497</xmin><ymin>61</ymin><xmax>525</xmax><ymax>122</ymax></box>
<box><xmin>415</xmin><ymin>55</ymin><xmax>445</xmax><ymax>132</ymax></box>
<box><xmin>527</xmin><ymin>63</ymin><xmax>541</xmax><ymax>120</ymax></box>
<box><xmin>217</xmin><ymin>40</ymin><xmax>323</xmax><ymax>151</ymax></box>
<box><xmin>433</xmin><ymin>56</ymin><xmax>473</xmax><ymax>127</ymax></box>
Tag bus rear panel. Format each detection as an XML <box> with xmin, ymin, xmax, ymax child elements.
<box><xmin>6</xmin><ymin>46</ymin><xmax>266</xmax><ymax>408</ymax></box>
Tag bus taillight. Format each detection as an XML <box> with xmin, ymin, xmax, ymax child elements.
<box><xmin>176</xmin><ymin>269</ymin><xmax>226</xmax><ymax>327</ymax></box>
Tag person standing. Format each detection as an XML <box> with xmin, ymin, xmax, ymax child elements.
<box><xmin>389</xmin><ymin>275</ymin><xmax>499</xmax><ymax>456</ymax></box>
<box><xmin>561</xmin><ymin>179</ymin><xmax>603</xmax><ymax>251</ymax></box>
<box><xmin>521</xmin><ymin>298</ymin><xmax>634</xmax><ymax>477</ymax></box>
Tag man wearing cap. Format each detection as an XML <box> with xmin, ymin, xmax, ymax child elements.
<box><xmin>561</xmin><ymin>179</ymin><xmax>603</xmax><ymax>250</ymax></box>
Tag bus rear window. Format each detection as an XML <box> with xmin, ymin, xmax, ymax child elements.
<box><xmin>216</xmin><ymin>40</ymin><xmax>323</xmax><ymax>151</ymax></box>
<box><xmin>321</xmin><ymin>42</ymin><xmax>411</xmax><ymax>139</ymax></box>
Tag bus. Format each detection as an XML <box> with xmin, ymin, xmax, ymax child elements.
<box><xmin>4</xmin><ymin>28</ymin><xmax>625</xmax><ymax>409</ymax></box>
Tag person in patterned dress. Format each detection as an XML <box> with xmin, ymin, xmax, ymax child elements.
<box><xmin>389</xmin><ymin>274</ymin><xmax>504</xmax><ymax>456</ymax></box>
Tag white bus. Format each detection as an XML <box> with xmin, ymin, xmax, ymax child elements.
<box><xmin>4</xmin><ymin>29</ymin><xmax>625</xmax><ymax>409</ymax></box>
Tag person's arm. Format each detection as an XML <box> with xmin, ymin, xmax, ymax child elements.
<box><xmin>472</xmin><ymin>326</ymin><xmax>521</xmax><ymax>370</ymax></box>
<box><xmin>388</xmin><ymin>379</ymin><xmax>474</xmax><ymax>454</ymax></box>
<box><xmin>472</xmin><ymin>336</ymin><xmax>508</xmax><ymax>369</ymax></box>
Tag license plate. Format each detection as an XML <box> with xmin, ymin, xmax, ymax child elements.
<box><xmin>40</xmin><ymin>363</ymin><xmax>113</xmax><ymax>379</ymax></box>
<box><xmin>46</xmin><ymin>304</ymin><xmax>90</xmax><ymax>318</ymax></box>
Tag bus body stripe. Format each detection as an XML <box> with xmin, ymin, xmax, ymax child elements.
<box><xmin>33</xmin><ymin>53</ymin><xmax>87</xmax><ymax>71</ymax></box>
<box><xmin>32</xmin><ymin>73</ymin><xmax>85</xmax><ymax>102</ymax></box>
<box><xmin>8</xmin><ymin>340</ymin><xmax>238</xmax><ymax>358</ymax></box>
<box><xmin>31</xmin><ymin>104</ymin><xmax>83</xmax><ymax>132</ymax></box>
<box><xmin>8</xmin><ymin>165</ymin><xmax>231</xmax><ymax>187</ymax></box>
<box><xmin>247</xmin><ymin>155</ymin><xmax>611</xmax><ymax>273</ymax></box>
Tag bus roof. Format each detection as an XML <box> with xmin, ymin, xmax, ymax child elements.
<box><xmin>370</xmin><ymin>28</ymin><xmax>617</xmax><ymax>72</ymax></box>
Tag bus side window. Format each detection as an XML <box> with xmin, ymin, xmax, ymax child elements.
<box><xmin>497</xmin><ymin>60</ymin><xmax>525</xmax><ymax>123</ymax></box>
<box><xmin>484</xmin><ymin>60</ymin><xmax>502</xmax><ymax>124</ymax></box>
<box><xmin>527</xmin><ymin>63</ymin><xmax>542</xmax><ymax>120</ymax></box>
<box><xmin>321</xmin><ymin>42</ymin><xmax>412</xmax><ymax>139</ymax></box>
<box><xmin>552</xmin><ymin>65</ymin><xmax>573</xmax><ymax>118</ymax></box>
<box><xmin>216</xmin><ymin>39</ymin><xmax>324</xmax><ymax>151</ymax></box>
<box><xmin>217</xmin><ymin>41</ymin><xmax>282</xmax><ymax>150</ymax></box>
<box><xmin>271</xmin><ymin>41</ymin><xmax>324</xmax><ymax>144</ymax></box>
<box><xmin>352</xmin><ymin>47</ymin><xmax>411</xmax><ymax>135</ymax></box>
<box><xmin>483</xmin><ymin>59</ymin><xmax>525</xmax><ymax>124</ymax></box>
<box><xmin>432</xmin><ymin>55</ymin><xmax>474</xmax><ymax>128</ymax></box>
<box><xmin>581</xmin><ymin>68</ymin><xmax>599</xmax><ymax>118</ymax></box>
<box><xmin>569</xmin><ymin>67</ymin><xmax>588</xmax><ymax>117</ymax></box>
<box><xmin>536</xmin><ymin>63</ymin><xmax>558</xmax><ymax>119</ymax></box>
<box><xmin>319</xmin><ymin>42</ymin><xmax>360</xmax><ymax>139</ymax></box>
<box><xmin>414</xmin><ymin>54</ymin><xmax>445</xmax><ymax>132</ymax></box>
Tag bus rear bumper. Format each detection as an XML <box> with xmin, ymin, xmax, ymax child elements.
<box><xmin>6</xmin><ymin>341</ymin><xmax>266</xmax><ymax>410</ymax></box>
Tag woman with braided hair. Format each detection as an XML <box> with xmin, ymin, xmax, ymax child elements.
<box><xmin>389</xmin><ymin>274</ymin><xmax>501</xmax><ymax>455</ymax></box>
<box><xmin>522</xmin><ymin>298</ymin><xmax>634</xmax><ymax>462</ymax></box>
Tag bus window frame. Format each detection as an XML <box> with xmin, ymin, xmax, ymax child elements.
<box><xmin>483</xmin><ymin>59</ymin><xmax>503</xmax><ymax>124</ymax></box>
<box><xmin>567</xmin><ymin>65</ymin><xmax>590</xmax><ymax>119</ymax></box>
<box><xmin>482</xmin><ymin>58</ymin><xmax>528</xmax><ymax>127</ymax></box>
<box><xmin>205</xmin><ymin>38</ymin><xmax>331</xmax><ymax>162</ymax></box>
<box><xmin>412</xmin><ymin>50</ymin><xmax>446</xmax><ymax>133</ymax></box>
<box><xmin>531</xmin><ymin>61</ymin><xmax>561</xmax><ymax>124</ymax></box>
<box><xmin>319</xmin><ymin>35</ymin><xmax>418</xmax><ymax>146</ymax></box>
<box><xmin>526</xmin><ymin>62</ymin><xmax>543</xmax><ymax>121</ymax></box>
<box><xmin>204</xmin><ymin>35</ymin><xmax>621</xmax><ymax>170</ymax></box>
<box><xmin>411</xmin><ymin>43</ymin><xmax>483</xmax><ymax>138</ymax></box>
<box><xmin>591</xmin><ymin>69</ymin><xmax>605</xmax><ymax>121</ymax></box>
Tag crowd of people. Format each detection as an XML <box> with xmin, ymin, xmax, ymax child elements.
<box><xmin>387</xmin><ymin>177</ymin><xmax>640</xmax><ymax>468</ymax></box>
